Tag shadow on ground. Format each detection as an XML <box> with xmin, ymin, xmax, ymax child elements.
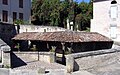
<box><xmin>10</xmin><ymin>52</ymin><xmax>27</xmax><ymax>68</ymax></box>
<box><xmin>56</xmin><ymin>56</ymin><xmax>66</xmax><ymax>65</ymax></box>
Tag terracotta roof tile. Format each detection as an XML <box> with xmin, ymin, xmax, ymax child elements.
<box><xmin>12</xmin><ymin>31</ymin><xmax>112</xmax><ymax>42</ymax></box>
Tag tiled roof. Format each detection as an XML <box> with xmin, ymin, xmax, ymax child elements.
<box><xmin>12</xmin><ymin>31</ymin><xmax>112</xmax><ymax>42</ymax></box>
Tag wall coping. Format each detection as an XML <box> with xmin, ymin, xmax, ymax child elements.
<box><xmin>13</xmin><ymin>51</ymin><xmax>55</xmax><ymax>55</ymax></box>
<box><xmin>66</xmin><ymin>48</ymin><xmax>120</xmax><ymax>59</ymax></box>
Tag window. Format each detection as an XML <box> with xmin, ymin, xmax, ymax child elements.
<box><xmin>111</xmin><ymin>0</ymin><xmax>117</xmax><ymax>4</ymax></box>
<box><xmin>13</xmin><ymin>12</ymin><xmax>17</xmax><ymax>22</ymax></box>
<box><xmin>110</xmin><ymin>5</ymin><xmax>118</xmax><ymax>19</ymax></box>
<box><xmin>2</xmin><ymin>0</ymin><xmax>8</xmax><ymax>5</ymax></box>
<box><xmin>19</xmin><ymin>13</ymin><xmax>23</xmax><ymax>20</ymax></box>
<box><xmin>2</xmin><ymin>10</ymin><xmax>8</xmax><ymax>22</ymax></box>
<box><xmin>110</xmin><ymin>24</ymin><xmax>117</xmax><ymax>39</ymax></box>
<box><xmin>19</xmin><ymin>0</ymin><xmax>23</xmax><ymax>8</ymax></box>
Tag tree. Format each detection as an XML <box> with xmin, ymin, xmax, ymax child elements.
<box><xmin>32</xmin><ymin>0</ymin><xmax>69</xmax><ymax>27</ymax></box>
<box><xmin>75</xmin><ymin>1</ymin><xmax>93</xmax><ymax>30</ymax></box>
<box><xmin>31</xmin><ymin>0</ymin><xmax>93</xmax><ymax>31</ymax></box>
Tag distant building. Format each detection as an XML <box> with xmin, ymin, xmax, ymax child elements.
<box><xmin>0</xmin><ymin>0</ymin><xmax>31</xmax><ymax>24</ymax></box>
<box><xmin>91</xmin><ymin>0</ymin><xmax>120</xmax><ymax>42</ymax></box>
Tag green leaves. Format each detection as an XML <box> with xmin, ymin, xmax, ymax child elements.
<box><xmin>31</xmin><ymin>0</ymin><xmax>93</xmax><ymax>30</ymax></box>
<box><xmin>75</xmin><ymin>1</ymin><xmax>93</xmax><ymax>30</ymax></box>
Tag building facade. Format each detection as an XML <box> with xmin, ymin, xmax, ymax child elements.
<box><xmin>0</xmin><ymin>0</ymin><xmax>31</xmax><ymax>24</ymax></box>
<box><xmin>91</xmin><ymin>0</ymin><xmax>120</xmax><ymax>42</ymax></box>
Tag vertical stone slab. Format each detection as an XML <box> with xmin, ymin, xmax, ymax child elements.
<box><xmin>66</xmin><ymin>55</ymin><xmax>74</xmax><ymax>73</ymax></box>
<box><xmin>1</xmin><ymin>46</ymin><xmax>11</xmax><ymax>68</ymax></box>
<box><xmin>3</xmin><ymin>51</ymin><xmax>11</xmax><ymax>68</ymax></box>
<box><xmin>67</xmin><ymin>19</ymin><xmax>70</xmax><ymax>30</ymax></box>
<box><xmin>50</xmin><ymin>52</ymin><xmax>55</xmax><ymax>63</ymax></box>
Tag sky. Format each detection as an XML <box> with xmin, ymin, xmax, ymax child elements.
<box><xmin>74</xmin><ymin>0</ymin><xmax>90</xmax><ymax>3</ymax></box>
<box><xmin>31</xmin><ymin>0</ymin><xmax>91</xmax><ymax>3</ymax></box>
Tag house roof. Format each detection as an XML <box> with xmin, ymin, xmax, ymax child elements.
<box><xmin>12</xmin><ymin>31</ymin><xmax>112</xmax><ymax>43</ymax></box>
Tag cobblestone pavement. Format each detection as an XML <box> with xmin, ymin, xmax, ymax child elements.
<box><xmin>13</xmin><ymin>61</ymin><xmax>65</xmax><ymax>70</ymax></box>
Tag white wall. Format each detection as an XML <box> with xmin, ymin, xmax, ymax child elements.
<box><xmin>91</xmin><ymin>0</ymin><xmax>120</xmax><ymax>42</ymax></box>
<box><xmin>0</xmin><ymin>0</ymin><xmax>31</xmax><ymax>23</ymax></box>
<box><xmin>19</xmin><ymin>25</ymin><xmax>69</xmax><ymax>33</ymax></box>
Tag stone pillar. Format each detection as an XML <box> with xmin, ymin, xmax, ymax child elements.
<box><xmin>67</xmin><ymin>19</ymin><xmax>70</xmax><ymax>30</ymax></box>
<box><xmin>50</xmin><ymin>52</ymin><xmax>55</xmax><ymax>63</ymax></box>
<box><xmin>66</xmin><ymin>55</ymin><xmax>74</xmax><ymax>73</ymax></box>
<box><xmin>71</xmin><ymin>26</ymin><xmax>73</xmax><ymax>31</ymax></box>
<box><xmin>3</xmin><ymin>51</ymin><xmax>11</xmax><ymax>68</ymax></box>
<box><xmin>1</xmin><ymin>46</ymin><xmax>11</xmax><ymax>68</ymax></box>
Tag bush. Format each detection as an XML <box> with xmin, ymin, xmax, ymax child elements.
<box><xmin>14</xmin><ymin>19</ymin><xmax>31</xmax><ymax>25</ymax></box>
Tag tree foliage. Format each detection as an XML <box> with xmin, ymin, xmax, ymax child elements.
<box><xmin>75</xmin><ymin>1</ymin><xmax>93</xmax><ymax>30</ymax></box>
<box><xmin>32</xmin><ymin>0</ymin><xmax>93</xmax><ymax>31</ymax></box>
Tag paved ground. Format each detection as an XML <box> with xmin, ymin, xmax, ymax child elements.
<box><xmin>11</xmin><ymin>45</ymin><xmax>120</xmax><ymax>75</ymax></box>
<box><xmin>87</xmin><ymin>61</ymin><xmax>120</xmax><ymax>75</ymax></box>
<box><xmin>46</xmin><ymin>70</ymin><xmax>94</xmax><ymax>75</ymax></box>
<box><xmin>13</xmin><ymin>61</ymin><xmax>65</xmax><ymax>70</ymax></box>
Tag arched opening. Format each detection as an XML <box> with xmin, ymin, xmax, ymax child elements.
<box><xmin>111</xmin><ymin>0</ymin><xmax>117</xmax><ymax>4</ymax></box>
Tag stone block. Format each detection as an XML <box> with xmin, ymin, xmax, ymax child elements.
<box><xmin>66</xmin><ymin>55</ymin><xmax>74</xmax><ymax>73</ymax></box>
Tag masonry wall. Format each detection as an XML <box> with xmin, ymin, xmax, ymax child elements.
<box><xmin>3</xmin><ymin>51</ymin><xmax>11</xmax><ymax>68</ymax></box>
<box><xmin>66</xmin><ymin>49</ymin><xmax>120</xmax><ymax>72</ymax></box>
<box><xmin>0</xmin><ymin>68</ymin><xmax>45</xmax><ymax>75</ymax></box>
<box><xmin>91</xmin><ymin>0</ymin><xmax>120</xmax><ymax>42</ymax></box>
<box><xmin>19</xmin><ymin>25</ymin><xmax>68</xmax><ymax>33</ymax></box>
<box><xmin>10</xmin><ymin>52</ymin><xmax>55</xmax><ymax>68</ymax></box>
<box><xmin>0</xmin><ymin>0</ymin><xmax>31</xmax><ymax>23</ymax></box>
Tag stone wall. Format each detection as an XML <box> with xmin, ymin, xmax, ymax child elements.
<box><xmin>66</xmin><ymin>48</ymin><xmax>120</xmax><ymax>72</ymax></box>
<box><xmin>0</xmin><ymin>68</ymin><xmax>45</xmax><ymax>75</ymax></box>
<box><xmin>3</xmin><ymin>51</ymin><xmax>11</xmax><ymax>68</ymax></box>
<box><xmin>0</xmin><ymin>38</ymin><xmax>11</xmax><ymax>68</ymax></box>
<box><xmin>19</xmin><ymin>25</ymin><xmax>69</xmax><ymax>33</ymax></box>
<box><xmin>0</xmin><ymin>23</ymin><xmax>68</xmax><ymax>47</ymax></box>
<box><xmin>12</xmin><ymin>52</ymin><xmax>55</xmax><ymax>63</ymax></box>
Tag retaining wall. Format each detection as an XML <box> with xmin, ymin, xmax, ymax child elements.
<box><xmin>0</xmin><ymin>68</ymin><xmax>45</xmax><ymax>75</ymax></box>
<box><xmin>13</xmin><ymin>52</ymin><xmax>55</xmax><ymax>63</ymax></box>
<box><xmin>66</xmin><ymin>48</ymin><xmax>120</xmax><ymax>72</ymax></box>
